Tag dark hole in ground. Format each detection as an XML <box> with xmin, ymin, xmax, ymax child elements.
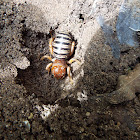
<box><xmin>21</xmin><ymin>19</ymin><xmax>25</xmax><ymax>23</ymax></box>
<box><xmin>15</xmin><ymin>28</ymin><xmax>65</xmax><ymax>104</ymax></box>
<box><xmin>58</xmin><ymin>97</ymin><xmax>81</xmax><ymax>108</ymax></box>
<box><xmin>79</xmin><ymin>14</ymin><xmax>84</xmax><ymax>21</ymax></box>
<box><xmin>136</xmin><ymin>57</ymin><xmax>140</xmax><ymax>63</ymax></box>
<box><xmin>121</xmin><ymin>49</ymin><xmax>130</xmax><ymax>54</ymax></box>
<box><xmin>135</xmin><ymin>92</ymin><xmax>140</xmax><ymax>96</ymax></box>
<box><xmin>36</xmin><ymin>32</ymin><xmax>45</xmax><ymax>39</ymax></box>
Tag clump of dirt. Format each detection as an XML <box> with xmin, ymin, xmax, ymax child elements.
<box><xmin>104</xmin><ymin>63</ymin><xmax>140</xmax><ymax>104</ymax></box>
<box><xmin>0</xmin><ymin>0</ymin><xmax>140</xmax><ymax>139</ymax></box>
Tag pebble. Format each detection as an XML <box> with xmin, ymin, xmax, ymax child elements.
<box><xmin>86</xmin><ymin>112</ymin><xmax>90</xmax><ymax>117</ymax></box>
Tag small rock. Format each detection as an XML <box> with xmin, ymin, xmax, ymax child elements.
<box><xmin>13</xmin><ymin>56</ymin><xmax>30</xmax><ymax>69</ymax></box>
<box><xmin>28</xmin><ymin>113</ymin><xmax>33</xmax><ymax>119</ymax></box>
<box><xmin>86</xmin><ymin>112</ymin><xmax>90</xmax><ymax>117</ymax></box>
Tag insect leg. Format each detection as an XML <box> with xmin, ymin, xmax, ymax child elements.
<box><xmin>40</xmin><ymin>55</ymin><xmax>53</xmax><ymax>61</ymax></box>
<box><xmin>49</xmin><ymin>37</ymin><xmax>54</xmax><ymax>55</ymax></box>
<box><xmin>70</xmin><ymin>41</ymin><xmax>75</xmax><ymax>56</ymax></box>
<box><xmin>67</xmin><ymin>66</ymin><xmax>73</xmax><ymax>84</ymax></box>
<box><xmin>67</xmin><ymin>58</ymin><xmax>80</xmax><ymax>65</ymax></box>
<box><xmin>46</xmin><ymin>63</ymin><xmax>53</xmax><ymax>74</ymax></box>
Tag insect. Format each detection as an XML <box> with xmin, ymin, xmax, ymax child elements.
<box><xmin>41</xmin><ymin>31</ymin><xmax>80</xmax><ymax>82</ymax></box>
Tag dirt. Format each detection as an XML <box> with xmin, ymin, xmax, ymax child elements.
<box><xmin>0</xmin><ymin>0</ymin><xmax>140</xmax><ymax>139</ymax></box>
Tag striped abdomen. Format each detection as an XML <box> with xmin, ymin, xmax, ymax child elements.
<box><xmin>53</xmin><ymin>32</ymin><xmax>72</xmax><ymax>59</ymax></box>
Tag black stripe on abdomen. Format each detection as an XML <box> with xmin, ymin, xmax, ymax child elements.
<box><xmin>54</xmin><ymin>41</ymin><xmax>70</xmax><ymax>46</ymax></box>
<box><xmin>53</xmin><ymin>46</ymin><xmax>70</xmax><ymax>50</ymax></box>
<box><xmin>58</xmin><ymin>32</ymin><xmax>70</xmax><ymax>37</ymax></box>
<box><xmin>53</xmin><ymin>51</ymin><xmax>69</xmax><ymax>55</ymax></box>
<box><xmin>56</xmin><ymin>36</ymin><xmax>71</xmax><ymax>41</ymax></box>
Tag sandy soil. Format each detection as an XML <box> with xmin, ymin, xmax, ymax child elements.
<box><xmin>0</xmin><ymin>0</ymin><xmax>140</xmax><ymax>139</ymax></box>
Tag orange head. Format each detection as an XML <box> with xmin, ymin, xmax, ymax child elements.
<box><xmin>51</xmin><ymin>59</ymin><xmax>67</xmax><ymax>79</ymax></box>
